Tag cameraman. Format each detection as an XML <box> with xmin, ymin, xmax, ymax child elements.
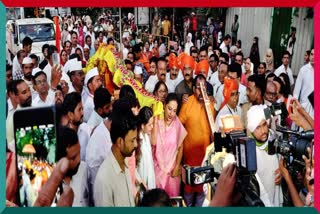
<box><xmin>278</xmin><ymin>98</ymin><xmax>314</xmax><ymax>207</ymax></box>
<box><xmin>278</xmin><ymin>147</ymin><xmax>314</xmax><ymax>207</ymax></box>
<box><xmin>247</xmin><ymin>105</ymin><xmax>283</xmax><ymax>206</ymax></box>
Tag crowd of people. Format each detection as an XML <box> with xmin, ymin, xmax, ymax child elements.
<box><xmin>5</xmin><ymin>10</ymin><xmax>314</xmax><ymax>207</ymax></box>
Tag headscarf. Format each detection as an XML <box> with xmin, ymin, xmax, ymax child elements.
<box><xmin>195</xmin><ymin>60</ymin><xmax>209</xmax><ymax>76</ymax></box>
<box><xmin>247</xmin><ymin>104</ymin><xmax>268</xmax><ymax>133</ymax></box>
<box><xmin>220</xmin><ymin>76</ymin><xmax>239</xmax><ymax>110</ymax></box>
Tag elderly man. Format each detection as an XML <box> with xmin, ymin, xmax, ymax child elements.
<box><xmin>264</xmin><ymin>81</ymin><xmax>278</xmax><ymax>106</ymax></box>
<box><xmin>247</xmin><ymin>105</ymin><xmax>283</xmax><ymax>206</ymax></box>
<box><xmin>215</xmin><ymin>77</ymin><xmax>241</xmax><ymax>132</ymax></box>
<box><xmin>179</xmin><ymin>74</ymin><xmax>215</xmax><ymax>207</ymax></box>
<box><xmin>65</xmin><ymin>58</ymin><xmax>85</xmax><ymax>94</ymax></box>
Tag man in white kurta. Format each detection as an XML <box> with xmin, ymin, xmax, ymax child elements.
<box><xmin>293</xmin><ymin>49</ymin><xmax>314</xmax><ymax>112</ymax></box>
<box><xmin>214</xmin><ymin>76</ymin><xmax>241</xmax><ymax>132</ymax></box>
<box><xmin>86</xmin><ymin>119</ymin><xmax>112</xmax><ymax>205</ymax></box>
<box><xmin>83</xmin><ymin>67</ymin><xmax>101</xmax><ymax>122</ymax></box>
<box><xmin>247</xmin><ymin>105</ymin><xmax>283</xmax><ymax>206</ymax></box>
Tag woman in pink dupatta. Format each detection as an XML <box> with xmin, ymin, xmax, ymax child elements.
<box><xmin>152</xmin><ymin>93</ymin><xmax>187</xmax><ymax>197</ymax></box>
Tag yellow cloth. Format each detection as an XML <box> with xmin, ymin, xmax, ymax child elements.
<box><xmin>84</xmin><ymin>43</ymin><xmax>164</xmax><ymax>117</ymax></box>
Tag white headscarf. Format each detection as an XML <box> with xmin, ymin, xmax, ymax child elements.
<box><xmin>247</xmin><ymin>104</ymin><xmax>268</xmax><ymax>133</ymax></box>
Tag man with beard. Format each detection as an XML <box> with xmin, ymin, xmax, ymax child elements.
<box><xmin>179</xmin><ymin>74</ymin><xmax>215</xmax><ymax>206</ymax></box>
<box><xmin>145</xmin><ymin>57</ymin><xmax>174</xmax><ymax>93</ymax></box>
<box><xmin>66</xmin><ymin>58</ymin><xmax>85</xmax><ymax>94</ymax></box>
<box><xmin>94</xmin><ymin>99</ymin><xmax>138</xmax><ymax>206</ymax></box>
<box><xmin>85</xmin><ymin>105</ymin><xmax>113</xmax><ymax>206</ymax></box>
<box><xmin>87</xmin><ymin>87</ymin><xmax>112</xmax><ymax>128</ymax></box>
<box><xmin>54</xmin><ymin>85</ymin><xmax>64</xmax><ymax>105</ymax></box>
<box><xmin>21</xmin><ymin>57</ymin><xmax>37</xmax><ymax>98</ymax></box>
<box><xmin>6</xmin><ymin>79</ymin><xmax>32</xmax><ymax>151</ymax></box>
<box><xmin>57</xmin><ymin>127</ymin><xmax>89</xmax><ymax>206</ymax></box>
<box><xmin>61</xmin><ymin>92</ymin><xmax>83</xmax><ymax>132</ymax></box>
<box><xmin>78</xmin><ymin>87</ymin><xmax>112</xmax><ymax>161</ymax></box>
<box><xmin>247</xmin><ymin>105</ymin><xmax>283</xmax><ymax>206</ymax></box>
<box><xmin>241</xmin><ymin>74</ymin><xmax>266</xmax><ymax>135</ymax></box>
<box><xmin>83</xmin><ymin>67</ymin><xmax>102</xmax><ymax>122</ymax></box>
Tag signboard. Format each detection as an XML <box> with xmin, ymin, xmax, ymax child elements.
<box><xmin>137</xmin><ymin>7</ymin><xmax>149</xmax><ymax>25</ymax></box>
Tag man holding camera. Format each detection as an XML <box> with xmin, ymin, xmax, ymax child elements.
<box><xmin>247</xmin><ymin>105</ymin><xmax>283</xmax><ymax>206</ymax></box>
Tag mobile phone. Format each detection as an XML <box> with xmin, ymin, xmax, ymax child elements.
<box><xmin>13</xmin><ymin>105</ymin><xmax>60</xmax><ymax>207</ymax></box>
<box><xmin>52</xmin><ymin>53</ymin><xmax>60</xmax><ymax>66</ymax></box>
<box><xmin>169</xmin><ymin>196</ymin><xmax>184</xmax><ymax>207</ymax></box>
<box><xmin>308</xmin><ymin>92</ymin><xmax>314</xmax><ymax>109</ymax></box>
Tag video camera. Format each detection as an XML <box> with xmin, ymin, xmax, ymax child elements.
<box><xmin>268</xmin><ymin>126</ymin><xmax>313</xmax><ymax>168</ymax></box>
<box><xmin>182</xmin><ymin>129</ymin><xmax>264</xmax><ymax>206</ymax></box>
<box><xmin>264</xmin><ymin>102</ymin><xmax>288</xmax><ymax>127</ymax></box>
<box><xmin>182</xmin><ymin>132</ymin><xmax>257</xmax><ymax>186</ymax></box>
<box><xmin>268</xmin><ymin>126</ymin><xmax>313</xmax><ymax>206</ymax></box>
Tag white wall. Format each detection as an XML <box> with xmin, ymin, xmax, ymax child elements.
<box><xmin>225</xmin><ymin>7</ymin><xmax>314</xmax><ymax>76</ymax></box>
<box><xmin>290</xmin><ymin>8</ymin><xmax>314</xmax><ymax>76</ymax></box>
<box><xmin>225</xmin><ymin>8</ymin><xmax>273</xmax><ymax>60</ymax></box>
